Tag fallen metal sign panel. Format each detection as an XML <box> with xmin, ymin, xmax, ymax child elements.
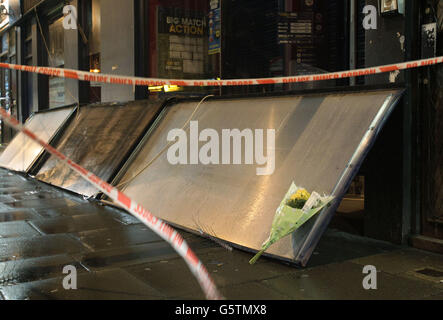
<box><xmin>36</xmin><ymin>100</ymin><xmax>164</xmax><ymax>197</ymax></box>
<box><xmin>115</xmin><ymin>90</ymin><xmax>403</xmax><ymax>265</ymax></box>
<box><xmin>0</xmin><ymin>107</ymin><xmax>75</xmax><ymax>172</ymax></box>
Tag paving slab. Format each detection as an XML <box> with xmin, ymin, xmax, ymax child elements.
<box><xmin>76</xmin><ymin>237</ymin><xmax>217</xmax><ymax>271</ymax></box>
<box><xmin>259</xmin><ymin>261</ymin><xmax>443</xmax><ymax>300</ymax></box>
<box><xmin>102</xmin><ymin>206</ymin><xmax>143</xmax><ymax>225</ymax></box>
<box><xmin>77</xmin><ymin>241</ymin><xmax>178</xmax><ymax>270</ymax></box>
<box><xmin>0</xmin><ymin>210</ymin><xmax>41</xmax><ymax>223</ymax></box>
<box><xmin>0</xmin><ymin>184</ymin><xmax>40</xmax><ymax>192</ymax></box>
<box><xmin>126</xmin><ymin>247</ymin><xmax>294</xmax><ymax>298</ymax></box>
<box><xmin>0</xmin><ymin>187</ymin><xmax>42</xmax><ymax>195</ymax></box>
<box><xmin>32</xmin><ymin>203</ymin><xmax>99</xmax><ymax>218</ymax></box>
<box><xmin>76</xmin><ymin>224</ymin><xmax>164</xmax><ymax>251</ymax></box>
<box><xmin>0</xmin><ymin>195</ymin><xmax>16</xmax><ymax>203</ymax></box>
<box><xmin>126</xmin><ymin>257</ymin><xmax>203</xmax><ymax>297</ymax></box>
<box><xmin>7</xmin><ymin>190</ymin><xmax>64</xmax><ymax>202</ymax></box>
<box><xmin>0</xmin><ymin>234</ymin><xmax>89</xmax><ymax>263</ymax></box>
<box><xmin>0</xmin><ymin>269</ymin><xmax>165</xmax><ymax>300</ymax></box>
<box><xmin>0</xmin><ymin>254</ymin><xmax>87</xmax><ymax>286</ymax></box>
<box><xmin>423</xmin><ymin>292</ymin><xmax>443</xmax><ymax>300</ymax></box>
<box><xmin>2</xmin><ymin>197</ymin><xmax>83</xmax><ymax>210</ymax></box>
<box><xmin>306</xmin><ymin>229</ymin><xmax>400</xmax><ymax>267</ymax></box>
<box><xmin>29</xmin><ymin>214</ymin><xmax>125</xmax><ymax>235</ymax></box>
<box><xmin>177</xmin><ymin>281</ymin><xmax>291</xmax><ymax>300</ymax></box>
<box><xmin>219</xmin><ymin>282</ymin><xmax>292</xmax><ymax>300</ymax></box>
<box><xmin>0</xmin><ymin>221</ymin><xmax>40</xmax><ymax>238</ymax></box>
<box><xmin>351</xmin><ymin>247</ymin><xmax>443</xmax><ymax>275</ymax></box>
<box><xmin>184</xmin><ymin>248</ymin><xmax>296</xmax><ymax>287</ymax></box>
<box><xmin>0</xmin><ymin>175</ymin><xmax>29</xmax><ymax>184</ymax></box>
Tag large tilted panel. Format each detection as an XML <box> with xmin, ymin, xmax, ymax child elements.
<box><xmin>36</xmin><ymin>100</ymin><xmax>163</xmax><ymax>197</ymax></box>
<box><xmin>0</xmin><ymin>107</ymin><xmax>75</xmax><ymax>172</ymax></box>
<box><xmin>117</xmin><ymin>90</ymin><xmax>401</xmax><ymax>262</ymax></box>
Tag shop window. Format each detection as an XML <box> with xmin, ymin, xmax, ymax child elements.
<box><xmin>48</xmin><ymin>17</ymin><xmax>65</xmax><ymax>108</ymax></box>
<box><xmin>223</xmin><ymin>0</ymin><xmax>350</xmax><ymax>94</ymax></box>
<box><xmin>145</xmin><ymin>0</ymin><xmax>351</xmax><ymax>96</ymax></box>
<box><xmin>148</xmin><ymin>0</ymin><xmax>218</xmax><ymax>96</ymax></box>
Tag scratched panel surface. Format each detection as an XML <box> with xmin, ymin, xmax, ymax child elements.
<box><xmin>36</xmin><ymin>100</ymin><xmax>163</xmax><ymax>197</ymax></box>
<box><xmin>0</xmin><ymin>107</ymin><xmax>75</xmax><ymax>172</ymax></box>
<box><xmin>116</xmin><ymin>90</ymin><xmax>401</xmax><ymax>263</ymax></box>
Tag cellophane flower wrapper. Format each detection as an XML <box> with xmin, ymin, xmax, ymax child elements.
<box><xmin>249</xmin><ymin>182</ymin><xmax>334</xmax><ymax>265</ymax></box>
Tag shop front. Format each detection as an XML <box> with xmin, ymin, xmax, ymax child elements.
<box><xmin>0</xmin><ymin>0</ymin><xmax>441</xmax><ymax>259</ymax></box>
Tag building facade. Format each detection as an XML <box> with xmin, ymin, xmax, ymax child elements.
<box><xmin>0</xmin><ymin>0</ymin><xmax>442</xmax><ymax>252</ymax></box>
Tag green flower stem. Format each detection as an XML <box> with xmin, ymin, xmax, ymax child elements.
<box><xmin>249</xmin><ymin>243</ymin><xmax>272</xmax><ymax>265</ymax></box>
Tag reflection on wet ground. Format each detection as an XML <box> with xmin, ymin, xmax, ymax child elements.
<box><xmin>0</xmin><ymin>167</ymin><xmax>442</xmax><ymax>300</ymax></box>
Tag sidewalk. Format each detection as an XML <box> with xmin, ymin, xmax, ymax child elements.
<box><xmin>0</xmin><ymin>167</ymin><xmax>442</xmax><ymax>300</ymax></box>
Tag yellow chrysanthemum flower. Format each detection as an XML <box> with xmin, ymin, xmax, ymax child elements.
<box><xmin>287</xmin><ymin>188</ymin><xmax>311</xmax><ymax>209</ymax></box>
<box><xmin>290</xmin><ymin>189</ymin><xmax>311</xmax><ymax>202</ymax></box>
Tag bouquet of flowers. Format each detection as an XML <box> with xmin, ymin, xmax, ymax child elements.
<box><xmin>249</xmin><ymin>182</ymin><xmax>334</xmax><ymax>264</ymax></box>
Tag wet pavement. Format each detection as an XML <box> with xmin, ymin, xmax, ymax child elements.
<box><xmin>0</xmin><ymin>167</ymin><xmax>442</xmax><ymax>300</ymax></box>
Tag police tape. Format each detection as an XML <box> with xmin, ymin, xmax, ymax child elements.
<box><xmin>0</xmin><ymin>107</ymin><xmax>223</xmax><ymax>301</ymax></box>
<box><xmin>0</xmin><ymin>56</ymin><xmax>442</xmax><ymax>88</ymax></box>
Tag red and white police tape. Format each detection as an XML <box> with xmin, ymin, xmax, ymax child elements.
<box><xmin>0</xmin><ymin>56</ymin><xmax>442</xmax><ymax>88</ymax></box>
<box><xmin>0</xmin><ymin>107</ymin><xmax>223</xmax><ymax>301</ymax></box>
